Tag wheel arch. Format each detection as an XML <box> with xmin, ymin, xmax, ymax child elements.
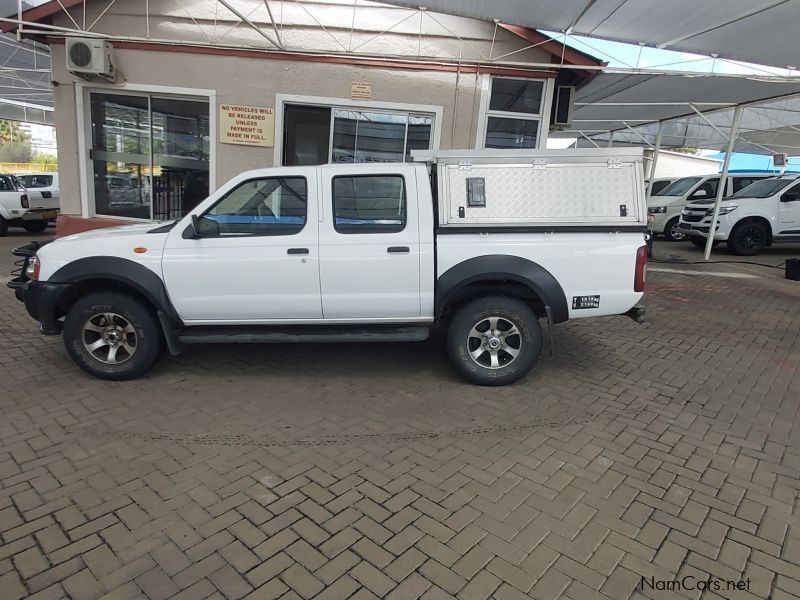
<box><xmin>49</xmin><ymin>257</ymin><xmax>181</xmax><ymax>324</ymax></box>
<box><xmin>436</xmin><ymin>255</ymin><xmax>569</xmax><ymax>323</ymax></box>
<box><xmin>732</xmin><ymin>215</ymin><xmax>773</xmax><ymax>244</ymax></box>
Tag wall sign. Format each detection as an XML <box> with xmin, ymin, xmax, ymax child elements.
<box><xmin>219</xmin><ymin>104</ymin><xmax>274</xmax><ymax>147</ymax></box>
<box><xmin>351</xmin><ymin>82</ymin><xmax>372</xmax><ymax>100</ymax></box>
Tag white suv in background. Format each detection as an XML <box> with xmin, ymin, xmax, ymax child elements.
<box><xmin>647</xmin><ymin>173</ymin><xmax>773</xmax><ymax>242</ymax></box>
<box><xmin>678</xmin><ymin>175</ymin><xmax>800</xmax><ymax>255</ymax></box>
<box><xmin>1</xmin><ymin>173</ymin><xmax>56</xmax><ymax>236</ymax></box>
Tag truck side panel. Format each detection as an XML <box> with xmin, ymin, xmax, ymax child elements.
<box><xmin>436</xmin><ymin>231</ymin><xmax>644</xmax><ymax>319</ymax></box>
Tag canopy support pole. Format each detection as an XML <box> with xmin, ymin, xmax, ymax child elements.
<box><xmin>607</xmin><ymin>131</ymin><xmax>614</xmax><ymax>148</ymax></box>
<box><xmin>704</xmin><ymin>104</ymin><xmax>743</xmax><ymax>260</ymax></box>
<box><xmin>646</xmin><ymin>121</ymin><xmax>664</xmax><ymax>202</ymax></box>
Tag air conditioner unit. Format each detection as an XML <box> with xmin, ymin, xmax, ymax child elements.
<box><xmin>551</xmin><ymin>85</ymin><xmax>575</xmax><ymax>128</ymax></box>
<box><xmin>66</xmin><ymin>38</ymin><xmax>115</xmax><ymax>82</ymax></box>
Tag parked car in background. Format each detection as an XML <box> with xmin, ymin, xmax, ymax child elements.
<box><xmin>0</xmin><ymin>173</ymin><xmax>57</xmax><ymax>236</ymax></box>
<box><xmin>647</xmin><ymin>177</ymin><xmax>677</xmax><ymax>196</ymax></box>
<box><xmin>16</xmin><ymin>173</ymin><xmax>60</xmax><ymax>209</ymax></box>
<box><xmin>678</xmin><ymin>175</ymin><xmax>800</xmax><ymax>255</ymax></box>
<box><xmin>647</xmin><ymin>172</ymin><xmax>773</xmax><ymax>242</ymax></box>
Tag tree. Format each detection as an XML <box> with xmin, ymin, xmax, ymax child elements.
<box><xmin>0</xmin><ymin>142</ymin><xmax>33</xmax><ymax>162</ymax></box>
<box><xmin>0</xmin><ymin>119</ymin><xmax>31</xmax><ymax>145</ymax></box>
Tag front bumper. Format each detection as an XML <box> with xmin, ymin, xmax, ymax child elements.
<box><xmin>7</xmin><ymin>239</ymin><xmax>63</xmax><ymax>335</ymax></box>
<box><xmin>8</xmin><ymin>279</ymin><xmax>67</xmax><ymax>335</ymax></box>
<box><xmin>676</xmin><ymin>221</ymin><xmax>725</xmax><ymax>239</ymax></box>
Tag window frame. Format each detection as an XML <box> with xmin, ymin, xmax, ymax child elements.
<box><xmin>76</xmin><ymin>82</ymin><xmax>216</xmax><ymax>222</ymax></box>
<box><xmin>200</xmin><ymin>175</ymin><xmax>310</xmax><ymax>238</ymax></box>
<box><xmin>331</xmin><ymin>173</ymin><xmax>407</xmax><ymax>235</ymax></box>
<box><xmin>275</xmin><ymin>94</ymin><xmax>443</xmax><ymax>167</ymax></box>
<box><xmin>476</xmin><ymin>75</ymin><xmax>555</xmax><ymax>150</ymax></box>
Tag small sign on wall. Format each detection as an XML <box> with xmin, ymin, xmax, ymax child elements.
<box><xmin>219</xmin><ymin>104</ymin><xmax>275</xmax><ymax>147</ymax></box>
<box><xmin>351</xmin><ymin>82</ymin><xmax>372</xmax><ymax>100</ymax></box>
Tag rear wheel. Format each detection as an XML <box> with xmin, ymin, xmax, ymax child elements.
<box><xmin>63</xmin><ymin>292</ymin><xmax>163</xmax><ymax>380</ymax></box>
<box><xmin>23</xmin><ymin>220</ymin><xmax>48</xmax><ymax>233</ymax></box>
<box><xmin>663</xmin><ymin>217</ymin><xmax>686</xmax><ymax>242</ymax></box>
<box><xmin>727</xmin><ymin>221</ymin><xmax>767</xmax><ymax>256</ymax></box>
<box><xmin>446</xmin><ymin>295</ymin><xmax>542</xmax><ymax>386</ymax></box>
<box><xmin>0</xmin><ymin>217</ymin><xmax>7</xmax><ymax>237</ymax></box>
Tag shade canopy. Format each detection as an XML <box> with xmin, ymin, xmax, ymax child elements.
<box><xmin>385</xmin><ymin>0</ymin><xmax>800</xmax><ymax>70</ymax></box>
<box><xmin>552</xmin><ymin>72</ymin><xmax>800</xmax><ymax>155</ymax></box>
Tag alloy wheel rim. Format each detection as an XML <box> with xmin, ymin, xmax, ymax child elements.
<box><xmin>740</xmin><ymin>226</ymin><xmax>762</xmax><ymax>249</ymax></box>
<box><xmin>466</xmin><ymin>315</ymin><xmax>522</xmax><ymax>369</ymax></box>
<box><xmin>82</xmin><ymin>312</ymin><xmax>137</xmax><ymax>364</ymax></box>
<box><xmin>670</xmin><ymin>223</ymin><xmax>686</xmax><ymax>241</ymax></box>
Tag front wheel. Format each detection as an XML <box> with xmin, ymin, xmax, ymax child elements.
<box><xmin>446</xmin><ymin>296</ymin><xmax>542</xmax><ymax>386</ymax></box>
<box><xmin>63</xmin><ymin>292</ymin><xmax>164</xmax><ymax>380</ymax></box>
<box><xmin>663</xmin><ymin>218</ymin><xmax>687</xmax><ymax>242</ymax></box>
<box><xmin>727</xmin><ymin>221</ymin><xmax>767</xmax><ymax>256</ymax></box>
<box><xmin>23</xmin><ymin>220</ymin><xmax>48</xmax><ymax>233</ymax></box>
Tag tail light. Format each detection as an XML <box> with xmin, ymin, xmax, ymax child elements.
<box><xmin>21</xmin><ymin>194</ymin><xmax>28</xmax><ymax>208</ymax></box>
<box><xmin>634</xmin><ymin>245</ymin><xmax>648</xmax><ymax>292</ymax></box>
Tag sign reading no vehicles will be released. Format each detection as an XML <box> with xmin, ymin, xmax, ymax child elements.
<box><xmin>219</xmin><ymin>104</ymin><xmax>275</xmax><ymax>147</ymax></box>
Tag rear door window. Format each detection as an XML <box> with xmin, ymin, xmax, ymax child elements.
<box><xmin>332</xmin><ymin>175</ymin><xmax>406</xmax><ymax>234</ymax></box>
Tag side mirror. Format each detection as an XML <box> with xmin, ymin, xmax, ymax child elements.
<box><xmin>691</xmin><ymin>189</ymin><xmax>708</xmax><ymax>199</ymax></box>
<box><xmin>183</xmin><ymin>214</ymin><xmax>220</xmax><ymax>239</ymax></box>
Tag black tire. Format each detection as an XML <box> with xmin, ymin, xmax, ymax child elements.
<box><xmin>726</xmin><ymin>221</ymin><xmax>767</xmax><ymax>256</ymax></box>
<box><xmin>689</xmin><ymin>236</ymin><xmax>719</xmax><ymax>250</ymax></box>
<box><xmin>23</xmin><ymin>220</ymin><xmax>48</xmax><ymax>233</ymax></box>
<box><xmin>63</xmin><ymin>292</ymin><xmax>163</xmax><ymax>380</ymax></box>
<box><xmin>446</xmin><ymin>295</ymin><xmax>542</xmax><ymax>386</ymax></box>
<box><xmin>0</xmin><ymin>216</ymin><xmax>7</xmax><ymax>237</ymax></box>
<box><xmin>663</xmin><ymin>218</ymin><xmax>686</xmax><ymax>242</ymax></box>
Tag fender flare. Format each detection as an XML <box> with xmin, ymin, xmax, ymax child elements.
<box><xmin>436</xmin><ymin>255</ymin><xmax>569</xmax><ymax>323</ymax></box>
<box><xmin>49</xmin><ymin>256</ymin><xmax>181</xmax><ymax>323</ymax></box>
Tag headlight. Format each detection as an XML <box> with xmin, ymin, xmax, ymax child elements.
<box><xmin>706</xmin><ymin>206</ymin><xmax>737</xmax><ymax>216</ymax></box>
<box><xmin>26</xmin><ymin>256</ymin><xmax>40</xmax><ymax>281</ymax></box>
<box><xmin>648</xmin><ymin>206</ymin><xmax>667</xmax><ymax>214</ymax></box>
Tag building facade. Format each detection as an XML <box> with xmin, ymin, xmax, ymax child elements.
<box><xmin>5</xmin><ymin>0</ymin><xmax>599</xmax><ymax>232</ymax></box>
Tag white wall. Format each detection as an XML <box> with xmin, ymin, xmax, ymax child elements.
<box><xmin>645</xmin><ymin>150</ymin><xmax>721</xmax><ymax>178</ymax></box>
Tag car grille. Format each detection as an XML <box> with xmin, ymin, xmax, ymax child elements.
<box><xmin>681</xmin><ymin>206</ymin><xmax>708</xmax><ymax>223</ymax></box>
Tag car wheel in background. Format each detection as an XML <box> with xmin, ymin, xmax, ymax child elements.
<box><xmin>23</xmin><ymin>221</ymin><xmax>48</xmax><ymax>233</ymax></box>
<box><xmin>0</xmin><ymin>217</ymin><xmax>7</xmax><ymax>237</ymax></box>
<box><xmin>663</xmin><ymin>218</ymin><xmax>686</xmax><ymax>242</ymax></box>
<box><xmin>727</xmin><ymin>221</ymin><xmax>767</xmax><ymax>256</ymax></box>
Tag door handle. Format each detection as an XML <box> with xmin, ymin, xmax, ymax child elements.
<box><xmin>287</xmin><ymin>248</ymin><xmax>309</xmax><ymax>255</ymax></box>
<box><xmin>387</xmin><ymin>246</ymin><xmax>410</xmax><ymax>254</ymax></box>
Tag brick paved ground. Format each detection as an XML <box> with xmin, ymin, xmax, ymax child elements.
<box><xmin>2</xmin><ymin>232</ymin><xmax>800</xmax><ymax>599</ymax></box>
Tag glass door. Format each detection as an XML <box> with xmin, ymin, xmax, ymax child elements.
<box><xmin>89</xmin><ymin>91</ymin><xmax>210</xmax><ymax>220</ymax></box>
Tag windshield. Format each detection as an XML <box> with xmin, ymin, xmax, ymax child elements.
<box><xmin>731</xmin><ymin>178</ymin><xmax>796</xmax><ymax>198</ymax></box>
<box><xmin>657</xmin><ymin>176</ymin><xmax>702</xmax><ymax>196</ymax></box>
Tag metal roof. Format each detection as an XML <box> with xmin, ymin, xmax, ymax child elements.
<box><xmin>384</xmin><ymin>0</ymin><xmax>800</xmax><ymax>70</ymax></box>
<box><xmin>552</xmin><ymin>72</ymin><xmax>800</xmax><ymax>155</ymax></box>
<box><xmin>0</xmin><ymin>1</ymin><xmax>52</xmax><ymax>124</ymax></box>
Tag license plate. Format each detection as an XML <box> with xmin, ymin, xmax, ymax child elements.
<box><xmin>38</xmin><ymin>211</ymin><xmax>58</xmax><ymax>219</ymax></box>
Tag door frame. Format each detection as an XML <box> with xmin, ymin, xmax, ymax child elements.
<box><xmin>76</xmin><ymin>82</ymin><xmax>217</xmax><ymax>220</ymax></box>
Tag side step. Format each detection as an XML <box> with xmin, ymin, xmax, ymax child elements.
<box><xmin>178</xmin><ymin>325</ymin><xmax>431</xmax><ymax>344</ymax></box>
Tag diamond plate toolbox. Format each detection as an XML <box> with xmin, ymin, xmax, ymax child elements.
<box><xmin>427</xmin><ymin>149</ymin><xmax>647</xmax><ymax>227</ymax></box>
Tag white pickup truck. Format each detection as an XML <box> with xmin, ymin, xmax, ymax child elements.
<box><xmin>9</xmin><ymin>150</ymin><xmax>648</xmax><ymax>385</ymax></box>
<box><xmin>1</xmin><ymin>173</ymin><xmax>59</xmax><ymax>235</ymax></box>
